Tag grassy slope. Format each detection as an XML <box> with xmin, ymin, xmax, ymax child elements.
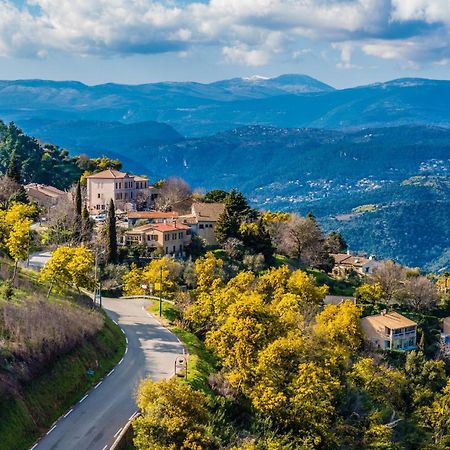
<box><xmin>0</xmin><ymin>314</ymin><xmax>125</xmax><ymax>450</ymax></box>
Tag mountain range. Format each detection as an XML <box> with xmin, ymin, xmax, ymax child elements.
<box><xmin>0</xmin><ymin>74</ymin><xmax>449</xmax><ymax>270</ymax></box>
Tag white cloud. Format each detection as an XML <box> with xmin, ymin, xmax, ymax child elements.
<box><xmin>222</xmin><ymin>45</ymin><xmax>269</xmax><ymax>66</ymax></box>
<box><xmin>0</xmin><ymin>0</ymin><xmax>448</xmax><ymax>69</ymax></box>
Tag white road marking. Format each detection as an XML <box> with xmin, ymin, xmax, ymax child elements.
<box><xmin>30</xmin><ymin>443</ymin><xmax>38</xmax><ymax>450</ymax></box>
<box><xmin>125</xmin><ymin>347</ymin><xmax>128</xmax><ymax>355</ymax></box>
<box><xmin>94</xmin><ymin>381</ymin><xmax>102</xmax><ymax>389</ymax></box>
<box><xmin>79</xmin><ymin>394</ymin><xmax>88</xmax><ymax>403</ymax></box>
<box><xmin>113</xmin><ymin>427</ymin><xmax>123</xmax><ymax>438</ymax></box>
<box><xmin>102</xmin><ymin>445</ymin><xmax>108</xmax><ymax>450</ymax></box>
<box><xmin>63</xmin><ymin>409</ymin><xmax>73</xmax><ymax>418</ymax></box>
<box><xmin>121</xmin><ymin>329</ymin><xmax>125</xmax><ymax>335</ymax></box>
<box><xmin>47</xmin><ymin>425</ymin><xmax>56</xmax><ymax>435</ymax></box>
<box><xmin>125</xmin><ymin>337</ymin><xmax>128</xmax><ymax>344</ymax></box>
<box><xmin>118</xmin><ymin>358</ymin><xmax>123</xmax><ymax>365</ymax></box>
<box><xmin>108</xmin><ymin>368</ymin><xmax>115</xmax><ymax>376</ymax></box>
<box><xmin>113</xmin><ymin>320</ymin><xmax>118</xmax><ymax>325</ymax></box>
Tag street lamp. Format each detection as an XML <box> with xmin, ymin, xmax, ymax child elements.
<box><xmin>159</xmin><ymin>265</ymin><xmax>163</xmax><ymax>317</ymax></box>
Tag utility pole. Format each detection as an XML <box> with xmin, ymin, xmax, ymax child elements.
<box><xmin>159</xmin><ymin>265</ymin><xmax>163</xmax><ymax>317</ymax></box>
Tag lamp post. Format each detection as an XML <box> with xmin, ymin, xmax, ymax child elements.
<box><xmin>159</xmin><ymin>265</ymin><xmax>163</xmax><ymax>317</ymax></box>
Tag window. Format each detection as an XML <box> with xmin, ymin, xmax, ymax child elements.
<box><xmin>165</xmin><ymin>234</ymin><xmax>170</xmax><ymax>241</ymax></box>
<box><xmin>97</xmin><ymin>193</ymin><xmax>101</xmax><ymax>198</ymax></box>
<box><xmin>165</xmin><ymin>247</ymin><xmax>168</xmax><ymax>254</ymax></box>
<box><xmin>172</xmin><ymin>233</ymin><xmax>177</xmax><ymax>240</ymax></box>
<box><xmin>199</xmin><ymin>224</ymin><xmax>204</xmax><ymax>229</ymax></box>
<box><xmin>173</xmin><ymin>245</ymin><xmax>176</xmax><ymax>253</ymax></box>
<box><xmin>178</xmin><ymin>232</ymin><xmax>183</xmax><ymax>239</ymax></box>
<box><xmin>101</xmin><ymin>204</ymin><xmax>105</xmax><ymax>210</ymax></box>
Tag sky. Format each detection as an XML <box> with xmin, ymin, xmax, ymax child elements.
<box><xmin>0</xmin><ymin>0</ymin><xmax>449</xmax><ymax>88</ymax></box>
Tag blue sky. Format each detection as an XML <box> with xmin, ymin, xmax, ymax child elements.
<box><xmin>1</xmin><ymin>0</ymin><xmax>449</xmax><ymax>88</ymax></box>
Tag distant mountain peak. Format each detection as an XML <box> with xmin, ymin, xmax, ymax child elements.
<box><xmin>241</xmin><ymin>75</ymin><xmax>271</xmax><ymax>82</ymax></box>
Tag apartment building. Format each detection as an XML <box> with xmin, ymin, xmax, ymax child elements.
<box><xmin>123</xmin><ymin>220</ymin><xmax>192</xmax><ymax>256</ymax></box>
<box><xmin>361</xmin><ymin>311</ymin><xmax>417</xmax><ymax>351</ymax></box>
<box><xmin>86</xmin><ymin>169</ymin><xmax>150</xmax><ymax>212</ymax></box>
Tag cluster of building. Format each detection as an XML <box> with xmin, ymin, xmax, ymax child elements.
<box><xmin>88</xmin><ymin>169</ymin><xmax>225</xmax><ymax>256</ymax></box>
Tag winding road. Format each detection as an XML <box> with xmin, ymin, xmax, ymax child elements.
<box><xmin>32</xmin><ymin>298</ymin><xmax>184</xmax><ymax>450</ymax></box>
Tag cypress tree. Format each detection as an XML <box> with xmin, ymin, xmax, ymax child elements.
<box><xmin>81</xmin><ymin>204</ymin><xmax>93</xmax><ymax>242</ymax></box>
<box><xmin>6</xmin><ymin>150</ymin><xmax>22</xmax><ymax>183</ymax></box>
<box><xmin>105</xmin><ymin>199</ymin><xmax>118</xmax><ymax>264</ymax></box>
<box><xmin>75</xmin><ymin>181</ymin><xmax>82</xmax><ymax>217</ymax></box>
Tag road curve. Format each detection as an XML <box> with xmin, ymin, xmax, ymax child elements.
<box><xmin>32</xmin><ymin>298</ymin><xmax>184</xmax><ymax>450</ymax></box>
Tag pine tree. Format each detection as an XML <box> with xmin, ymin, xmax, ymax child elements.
<box><xmin>105</xmin><ymin>199</ymin><xmax>118</xmax><ymax>264</ymax></box>
<box><xmin>6</xmin><ymin>150</ymin><xmax>22</xmax><ymax>183</ymax></box>
<box><xmin>215</xmin><ymin>207</ymin><xmax>240</xmax><ymax>244</ymax></box>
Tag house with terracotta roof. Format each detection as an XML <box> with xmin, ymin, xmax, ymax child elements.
<box><xmin>127</xmin><ymin>211</ymin><xmax>179</xmax><ymax>227</ymax></box>
<box><xmin>179</xmin><ymin>202</ymin><xmax>225</xmax><ymax>246</ymax></box>
<box><xmin>123</xmin><ymin>220</ymin><xmax>192</xmax><ymax>256</ymax></box>
<box><xmin>361</xmin><ymin>311</ymin><xmax>417</xmax><ymax>351</ymax></box>
<box><xmin>86</xmin><ymin>169</ymin><xmax>151</xmax><ymax>213</ymax></box>
<box><xmin>25</xmin><ymin>183</ymin><xmax>69</xmax><ymax>209</ymax></box>
<box><xmin>331</xmin><ymin>252</ymin><xmax>380</xmax><ymax>278</ymax></box>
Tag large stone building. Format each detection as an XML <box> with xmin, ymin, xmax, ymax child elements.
<box><xmin>86</xmin><ymin>169</ymin><xmax>152</xmax><ymax>213</ymax></box>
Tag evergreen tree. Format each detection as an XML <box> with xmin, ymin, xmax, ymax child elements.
<box><xmin>75</xmin><ymin>181</ymin><xmax>82</xmax><ymax>217</ymax></box>
<box><xmin>225</xmin><ymin>188</ymin><xmax>250</xmax><ymax>219</ymax></box>
<box><xmin>215</xmin><ymin>207</ymin><xmax>240</xmax><ymax>244</ymax></box>
<box><xmin>81</xmin><ymin>204</ymin><xmax>93</xmax><ymax>243</ymax></box>
<box><xmin>105</xmin><ymin>199</ymin><xmax>118</xmax><ymax>264</ymax></box>
<box><xmin>6</xmin><ymin>150</ymin><xmax>22</xmax><ymax>183</ymax></box>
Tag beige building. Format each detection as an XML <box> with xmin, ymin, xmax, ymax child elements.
<box><xmin>331</xmin><ymin>253</ymin><xmax>380</xmax><ymax>278</ymax></box>
<box><xmin>25</xmin><ymin>183</ymin><xmax>69</xmax><ymax>209</ymax></box>
<box><xmin>179</xmin><ymin>202</ymin><xmax>225</xmax><ymax>246</ymax></box>
<box><xmin>361</xmin><ymin>311</ymin><xmax>417</xmax><ymax>351</ymax></box>
<box><xmin>123</xmin><ymin>220</ymin><xmax>192</xmax><ymax>256</ymax></box>
<box><xmin>86</xmin><ymin>169</ymin><xmax>150</xmax><ymax>213</ymax></box>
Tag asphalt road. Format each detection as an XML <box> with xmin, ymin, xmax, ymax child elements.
<box><xmin>32</xmin><ymin>298</ymin><xmax>184</xmax><ymax>450</ymax></box>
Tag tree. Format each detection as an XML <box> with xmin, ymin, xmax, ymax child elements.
<box><xmin>418</xmin><ymin>380</ymin><xmax>450</xmax><ymax>447</ymax></box>
<box><xmin>239</xmin><ymin>219</ymin><xmax>274</xmax><ymax>261</ymax></box>
<box><xmin>205</xmin><ymin>292</ymin><xmax>280</xmax><ymax>388</ymax></box>
<box><xmin>6</xmin><ymin>218</ymin><xmax>31</xmax><ymax>281</ymax></box>
<box><xmin>325</xmin><ymin>231</ymin><xmax>348</xmax><ymax>253</ymax></box>
<box><xmin>133</xmin><ymin>378</ymin><xmax>213</xmax><ymax>450</ymax></box>
<box><xmin>105</xmin><ymin>199</ymin><xmax>117</xmax><ymax>264</ymax></box>
<box><xmin>141</xmin><ymin>256</ymin><xmax>183</xmax><ymax>297</ymax></box>
<box><xmin>6</xmin><ymin>150</ymin><xmax>22</xmax><ymax>183</ymax></box>
<box><xmin>122</xmin><ymin>264</ymin><xmax>144</xmax><ymax>296</ymax></box>
<box><xmin>314</xmin><ymin>301</ymin><xmax>363</xmax><ymax>357</ymax></box>
<box><xmin>81</xmin><ymin>204</ymin><xmax>93</xmax><ymax>242</ymax></box>
<box><xmin>39</xmin><ymin>246</ymin><xmax>94</xmax><ymax>296</ymax></box>
<box><xmin>355</xmin><ymin>283</ymin><xmax>384</xmax><ymax>304</ymax></box>
<box><xmin>372</xmin><ymin>261</ymin><xmax>406</xmax><ymax>305</ymax></box>
<box><xmin>279</xmin><ymin>214</ymin><xmax>332</xmax><ymax>270</ymax></box>
<box><xmin>155</xmin><ymin>177</ymin><xmax>191</xmax><ymax>211</ymax></box>
<box><xmin>0</xmin><ymin>175</ymin><xmax>21</xmax><ymax>208</ymax></box>
<box><xmin>404</xmin><ymin>275</ymin><xmax>439</xmax><ymax>311</ymax></box>
<box><xmin>74</xmin><ymin>181</ymin><xmax>82</xmax><ymax>217</ymax></box>
<box><xmin>204</xmin><ymin>189</ymin><xmax>228</xmax><ymax>203</ymax></box>
<box><xmin>215</xmin><ymin>207</ymin><xmax>241</xmax><ymax>244</ymax></box>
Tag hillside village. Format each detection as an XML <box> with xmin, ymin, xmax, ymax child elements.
<box><xmin>2</xmin><ymin>123</ymin><xmax>450</xmax><ymax>449</ymax></box>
